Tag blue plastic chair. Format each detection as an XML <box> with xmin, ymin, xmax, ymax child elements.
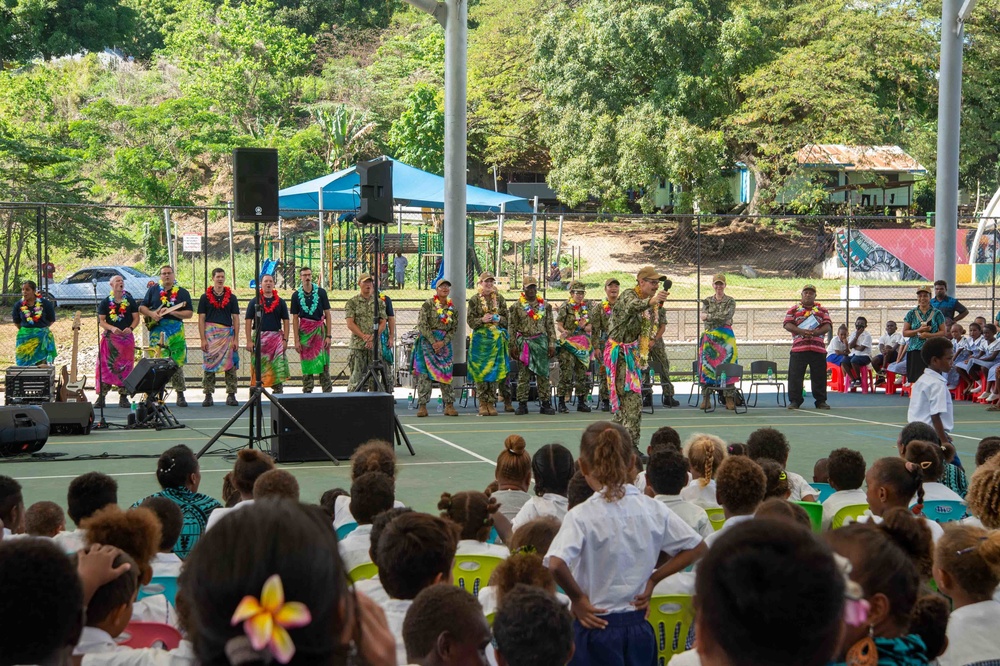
<box><xmin>810</xmin><ymin>483</ymin><xmax>836</xmax><ymax>502</ymax></box>
<box><xmin>336</xmin><ymin>522</ymin><xmax>358</xmax><ymax>540</ymax></box>
<box><xmin>922</xmin><ymin>500</ymin><xmax>967</xmax><ymax>523</ymax></box>
<box><xmin>137</xmin><ymin>576</ymin><xmax>179</xmax><ymax>607</ymax></box>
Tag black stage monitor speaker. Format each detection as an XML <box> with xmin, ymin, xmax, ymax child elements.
<box><xmin>0</xmin><ymin>405</ymin><xmax>49</xmax><ymax>456</ymax></box>
<box><xmin>41</xmin><ymin>402</ymin><xmax>94</xmax><ymax>436</ymax></box>
<box><xmin>124</xmin><ymin>358</ymin><xmax>179</xmax><ymax>397</ymax></box>
<box><xmin>233</xmin><ymin>148</ymin><xmax>279</xmax><ymax>222</ymax></box>
<box><xmin>357</xmin><ymin>157</ymin><xmax>393</xmax><ymax>225</ymax></box>
<box><xmin>270</xmin><ymin>393</ymin><xmax>395</xmax><ymax>462</ymax></box>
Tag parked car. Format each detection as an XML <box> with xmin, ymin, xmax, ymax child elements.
<box><xmin>44</xmin><ymin>266</ymin><xmax>158</xmax><ymax>307</ymax></box>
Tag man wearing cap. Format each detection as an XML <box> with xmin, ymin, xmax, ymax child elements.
<box><xmin>344</xmin><ymin>273</ymin><xmax>387</xmax><ymax>392</ymax></box>
<box><xmin>607</xmin><ymin>267</ymin><xmax>670</xmax><ymax>450</ymax></box>
<box><xmin>782</xmin><ymin>284</ymin><xmax>833</xmax><ymax>410</ymax></box>
<box><xmin>901</xmin><ymin>284</ymin><xmax>947</xmax><ymax>383</ymax></box>
<box><xmin>467</xmin><ymin>271</ymin><xmax>510</xmax><ymax>416</ymax></box>
<box><xmin>698</xmin><ymin>274</ymin><xmax>738</xmax><ymax>410</ymax></box>
<box><xmin>590</xmin><ymin>277</ymin><xmax>620</xmax><ymax>411</ymax></box>
<box><xmin>646</xmin><ymin>288</ymin><xmax>680</xmax><ymax>408</ymax></box>
<box><xmin>413</xmin><ymin>279</ymin><xmax>459</xmax><ymax>417</ymax></box>
<box><xmin>555</xmin><ymin>280</ymin><xmax>594</xmax><ymax>413</ymax></box>
<box><xmin>508</xmin><ymin>278</ymin><xmax>557</xmax><ymax>415</ymax></box>
<box><xmin>930</xmin><ymin>279</ymin><xmax>968</xmax><ymax>329</ymax></box>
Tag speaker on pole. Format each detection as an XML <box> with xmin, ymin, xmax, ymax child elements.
<box><xmin>357</xmin><ymin>157</ymin><xmax>393</xmax><ymax>225</ymax></box>
<box><xmin>233</xmin><ymin>148</ymin><xmax>279</xmax><ymax>222</ymax></box>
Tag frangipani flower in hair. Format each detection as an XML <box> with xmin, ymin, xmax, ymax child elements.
<box><xmin>231</xmin><ymin>574</ymin><xmax>312</xmax><ymax>663</ymax></box>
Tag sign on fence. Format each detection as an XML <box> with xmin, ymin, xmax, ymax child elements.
<box><xmin>182</xmin><ymin>234</ymin><xmax>202</xmax><ymax>253</ymax></box>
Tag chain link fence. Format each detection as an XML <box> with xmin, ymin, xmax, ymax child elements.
<box><xmin>2</xmin><ymin>202</ymin><xmax>997</xmax><ymax>384</ymax></box>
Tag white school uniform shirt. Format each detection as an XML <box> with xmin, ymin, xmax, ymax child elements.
<box><xmin>787</xmin><ymin>472</ymin><xmax>818</xmax><ymax>501</ymax></box>
<box><xmin>967</xmin><ymin>335</ymin><xmax>989</xmax><ymax>354</ymax></box>
<box><xmin>906</xmin><ymin>369</ymin><xmax>953</xmax><ymax>433</ymax></box>
<box><xmin>81</xmin><ymin>640</ymin><xmax>196</xmax><ymax>666</ymax></box>
<box><xmin>653</xmin><ymin>495</ymin><xmax>715</xmax><ymax>538</ymax></box>
<box><xmin>544</xmin><ymin>485</ymin><xmax>703</xmax><ymax>613</ymax></box>
<box><xmin>338</xmin><ymin>523</ymin><xmax>375</xmax><ymax>572</ymax></box>
<box><xmin>668</xmin><ymin>651</ymin><xmax>703</xmax><ymax>666</ymax></box>
<box><xmin>456</xmin><ymin>539</ymin><xmax>510</xmax><ymax>559</ymax></box>
<box><xmin>852</xmin><ymin>511</ymin><xmax>944</xmax><ymax>542</ymax></box>
<box><xmin>151</xmin><ymin>552</ymin><xmax>183</xmax><ymax>578</ymax></box>
<box><xmin>74</xmin><ymin>627</ymin><xmax>128</xmax><ymax>656</ymax></box>
<box><xmin>633</xmin><ymin>471</ymin><xmax>647</xmax><ymax>494</ymax></box>
<box><xmin>680</xmin><ymin>479</ymin><xmax>719</xmax><ymax>509</ymax></box>
<box><xmin>511</xmin><ymin>494</ymin><xmax>569</xmax><ymax>531</ymax></box>
<box><xmin>848</xmin><ymin>330</ymin><xmax>872</xmax><ymax>357</ymax></box>
<box><xmin>353</xmin><ymin>575</ymin><xmax>390</xmax><ymax>605</ymax></box>
<box><xmin>53</xmin><ymin>528</ymin><xmax>88</xmax><ymax>553</ymax></box>
<box><xmin>937</xmin><ymin>600</ymin><xmax>1000</xmax><ymax>666</ymax></box>
<box><xmin>878</xmin><ymin>331</ymin><xmax>905</xmax><ymax>352</ymax></box>
<box><xmin>827</xmin><ymin>337</ymin><xmax>848</xmax><ymax>355</ymax></box>
<box><xmin>915</xmin><ymin>481</ymin><xmax>964</xmax><ymax>504</ymax></box>
<box><xmin>131</xmin><ymin>594</ymin><xmax>179</xmax><ymax>629</ymax></box>
<box><xmin>333</xmin><ymin>495</ymin><xmax>407</xmax><ymax>530</ymax></box>
<box><xmin>204</xmin><ymin>499</ymin><xmax>254</xmax><ymax>532</ymax></box>
<box><xmin>821</xmin><ymin>488</ymin><xmax>869</xmax><ymax>530</ymax></box>
<box><xmin>652</xmin><ymin>570</ymin><xmax>696</xmax><ymax>597</ymax></box>
<box><xmin>476</xmin><ymin>585</ymin><xmax>570</xmax><ymax>616</ymax></box>
<box><xmin>382</xmin><ymin>598</ymin><xmax>413</xmax><ymax>666</ymax></box>
<box><xmin>704</xmin><ymin>514</ymin><xmax>753</xmax><ymax>548</ymax></box>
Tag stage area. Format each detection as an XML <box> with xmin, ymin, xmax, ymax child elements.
<box><xmin>3</xmin><ymin>386</ymin><xmax>996</xmax><ymax>517</ymax></box>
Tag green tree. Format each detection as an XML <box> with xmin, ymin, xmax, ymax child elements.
<box><xmin>310</xmin><ymin>104</ymin><xmax>379</xmax><ymax>170</ymax></box>
<box><xmin>387</xmin><ymin>83</ymin><xmax>444</xmax><ymax>174</ymax></box>
<box><xmin>1</xmin><ymin>0</ymin><xmax>138</xmax><ymax>64</ymax></box>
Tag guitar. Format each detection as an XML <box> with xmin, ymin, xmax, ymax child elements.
<box><xmin>58</xmin><ymin>311</ymin><xmax>87</xmax><ymax>402</ymax></box>
<box><xmin>143</xmin><ymin>302</ymin><xmax>187</xmax><ymax>329</ymax></box>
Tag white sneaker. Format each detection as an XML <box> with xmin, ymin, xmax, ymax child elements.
<box><xmin>986</xmin><ymin>393</ymin><xmax>998</xmax><ymax>402</ymax></box>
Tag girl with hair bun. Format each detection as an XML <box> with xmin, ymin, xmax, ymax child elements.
<box><xmin>680</xmin><ymin>433</ymin><xmax>726</xmax><ymax>509</ymax></box>
<box><xmin>511</xmin><ymin>443</ymin><xmax>575</xmax><ymax>531</ymax></box>
<box><xmin>903</xmin><ymin>440</ymin><xmax>964</xmax><ymax>505</ymax></box>
<box><xmin>439</xmin><ymin>490</ymin><xmax>509</xmax><ymax>558</ymax></box>
<box><xmin>545</xmin><ymin>421</ymin><xmax>707</xmax><ymax>666</ymax></box>
<box><xmin>933</xmin><ymin>524</ymin><xmax>1000</xmax><ymax>666</ymax></box>
<box><xmin>863</xmin><ymin>457</ymin><xmax>944</xmax><ymax>542</ymax></box>
<box><xmin>490</xmin><ymin>435</ymin><xmax>533</xmax><ymax>521</ymax></box>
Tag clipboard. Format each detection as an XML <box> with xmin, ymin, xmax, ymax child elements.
<box><xmin>799</xmin><ymin>314</ymin><xmax>820</xmax><ymax>331</ymax></box>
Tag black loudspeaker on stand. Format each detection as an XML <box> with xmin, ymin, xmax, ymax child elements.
<box><xmin>233</xmin><ymin>148</ymin><xmax>279</xmax><ymax>222</ymax></box>
<box><xmin>0</xmin><ymin>406</ymin><xmax>49</xmax><ymax>457</ymax></box>
<box><xmin>271</xmin><ymin>393</ymin><xmax>395</xmax><ymax>462</ymax></box>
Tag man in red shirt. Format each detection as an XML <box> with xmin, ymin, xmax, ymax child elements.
<box><xmin>783</xmin><ymin>284</ymin><xmax>833</xmax><ymax>410</ymax></box>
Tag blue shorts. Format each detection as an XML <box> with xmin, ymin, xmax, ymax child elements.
<box><xmin>827</xmin><ymin>353</ymin><xmax>846</xmax><ymax>365</ymax></box>
<box><xmin>569</xmin><ymin>610</ymin><xmax>656</xmax><ymax>666</ymax></box>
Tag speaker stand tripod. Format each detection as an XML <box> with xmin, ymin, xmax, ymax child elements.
<box><xmin>197</xmin><ymin>222</ymin><xmax>337</xmax><ymax>464</ymax></box>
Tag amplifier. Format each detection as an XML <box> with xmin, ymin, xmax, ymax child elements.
<box><xmin>41</xmin><ymin>402</ymin><xmax>94</xmax><ymax>435</ymax></box>
<box><xmin>5</xmin><ymin>366</ymin><xmax>55</xmax><ymax>405</ymax></box>
<box><xmin>270</xmin><ymin>393</ymin><xmax>395</xmax><ymax>462</ymax></box>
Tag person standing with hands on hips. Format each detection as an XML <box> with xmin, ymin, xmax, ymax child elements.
<box><xmin>413</xmin><ymin>279</ymin><xmax>458</xmax><ymax>417</ymax></box>
<box><xmin>606</xmin><ymin>266</ymin><xmax>670</xmax><ymax>455</ymax></box>
<box><xmin>782</xmin><ymin>284</ymin><xmax>832</xmax><ymax>410</ymax></box>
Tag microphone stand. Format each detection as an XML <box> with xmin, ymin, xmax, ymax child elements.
<box><xmin>92</xmin><ymin>279</ymin><xmax>126</xmax><ymax>430</ymax></box>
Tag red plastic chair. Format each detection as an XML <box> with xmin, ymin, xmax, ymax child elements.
<box><xmin>843</xmin><ymin>365</ymin><xmax>874</xmax><ymax>393</ymax></box>
<box><xmin>826</xmin><ymin>363</ymin><xmax>844</xmax><ymax>393</ymax></box>
<box><xmin>120</xmin><ymin>622</ymin><xmax>182</xmax><ymax>649</ymax></box>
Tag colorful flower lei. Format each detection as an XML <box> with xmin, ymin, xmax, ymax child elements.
<box><xmin>434</xmin><ymin>295</ymin><xmax>455</xmax><ymax>325</ymax></box>
<box><xmin>601</xmin><ymin>299</ymin><xmax>612</xmax><ymax>317</ymax></box>
<box><xmin>107</xmin><ymin>293</ymin><xmax>129</xmax><ymax>323</ymax></box>
<box><xmin>205</xmin><ymin>286</ymin><xmax>232</xmax><ymax>310</ymax></box>
<box><xmin>569</xmin><ymin>300</ymin><xmax>590</xmax><ymax>329</ymax></box>
<box><xmin>18</xmin><ymin>298</ymin><xmax>42</xmax><ymax>324</ymax></box>
<box><xmin>520</xmin><ymin>294</ymin><xmax>545</xmax><ymax>321</ymax></box>
<box><xmin>159</xmin><ymin>283</ymin><xmax>179</xmax><ymax>307</ymax></box>
<box><xmin>259</xmin><ymin>291</ymin><xmax>280</xmax><ymax>315</ymax></box>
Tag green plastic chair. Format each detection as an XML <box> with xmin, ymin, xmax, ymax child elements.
<box><xmin>793</xmin><ymin>501</ymin><xmax>823</xmax><ymax>533</ymax></box>
<box><xmin>705</xmin><ymin>507</ymin><xmax>726</xmax><ymax>531</ymax></box>
<box><xmin>452</xmin><ymin>554</ymin><xmax>504</xmax><ymax>598</ymax></box>
<box><xmin>647</xmin><ymin>594</ymin><xmax>694</xmax><ymax>664</ymax></box>
<box><xmin>348</xmin><ymin>562</ymin><xmax>379</xmax><ymax>584</ymax></box>
<box><xmin>831</xmin><ymin>504</ymin><xmax>870</xmax><ymax>529</ymax></box>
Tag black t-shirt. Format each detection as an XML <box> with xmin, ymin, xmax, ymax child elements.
<box><xmin>246</xmin><ymin>295</ymin><xmax>289</xmax><ymax>332</ymax></box>
<box><xmin>97</xmin><ymin>293</ymin><xmax>139</xmax><ymax>331</ymax></box>
<box><xmin>141</xmin><ymin>284</ymin><xmax>193</xmax><ymax>320</ymax></box>
<box><xmin>197</xmin><ymin>289</ymin><xmax>241</xmax><ymax>327</ymax></box>
<box><xmin>289</xmin><ymin>287</ymin><xmax>331</xmax><ymax>321</ymax></box>
<box><xmin>383</xmin><ymin>294</ymin><xmax>395</xmax><ymax>317</ymax></box>
<box><xmin>12</xmin><ymin>298</ymin><xmax>56</xmax><ymax>328</ymax></box>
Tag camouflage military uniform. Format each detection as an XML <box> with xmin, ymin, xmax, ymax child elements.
<box><xmin>556</xmin><ymin>299</ymin><xmax>594</xmax><ymax>401</ymax></box>
<box><xmin>415</xmin><ymin>295</ymin><xmax>458</xmax><ymax>406</ymax></box>
<box><xmin>590</xmin><ymin>298</ymin><xmax>615</xmax><ymax>405</ymax></box>
<box><xmin>508</xmin><ymin>297</ymin><xmax>556</xmax><ymax>402</ymax></box>
<box><xmin>607</xmin><ymin>287</ymin><xmax>658</xmax><ymax>448</ymax></box>
<box><xmin>203</xmin><ymin>368</ymin><xmax>238</xmax><ymax>395</ymax></box>
<box><xmin>467</xmin><ymin>292</ymin><xmax>509</xmax><ymax>406</ymax></box>
<box><xmin>345</xmin><ymin>294</ymin><xmax>387</xmax><ymax>392</ymax></box>
<box><xmin>645</xmin><ymin>306</ymin><xmax>675</xmax><ymax>400</ymax></box>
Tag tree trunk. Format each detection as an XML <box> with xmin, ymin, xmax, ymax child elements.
<box><xmin>739</xmin><ymin>154</ymin><xmax>772</xmax><ymax>217</ymax></box>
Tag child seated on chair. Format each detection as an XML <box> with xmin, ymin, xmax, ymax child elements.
<box><xmin>813</xmin><ymin>457</ymin><xmax>829</xmax><ymax>484</ymax></box>
<box><xmin>669</xmin><ymin>520</ymin><xmax>846</xmax><ymax>666</ymax></box>
<box><xmin>902</xmin><ymin>439</ymin><xmax>964</xmax><ymax>506</ymax></box>
<box><xmin>493</xmin><ymin>585</ymin><xmax>574</xmax><ymax>666</ymax></box>
<box><xmin>253</xmin><ymin>469</ymin><xmax>300</xmax><ymax>501</ymax></box>
<box><xmin>353</xmin><ymin>507</ymin><xmax>413</xmax><ymax>605</ymax></box>
<box><xmin>821</xmin><ymin>448</ymin><xmax>868</xmax><ymax>530</ymax></box>
<box><xmin>377</xmin><ymin>511</ymin><xmax>460</xmax><ymax>666</ymax></box>
<box><xmin>439</xmin><ymin>491</ymin><xmax>509</xmax><ymax>558</ymax></box>
<box><xmin>204</xmin><ymin>449</ymin><xmax>274</xmax><ymax>531</ymax></box>
<box><xmin>512</xmin><ymin>443</ymin><xmax>574</xmax><ymax>530</ymax></box>
<box><xmin>25</xmin><ymin>501</ymin><xmax>65</xmax><ymax>538</ymax></box>
<box><xmin>757</xmin><ymin>459</ymin><xmax>791</xmax><ymax>501</ymax></box>
<box><xmin>705</xmin><ymin>457</ymin><xmax>767</xmax><ymax>548</ymax></box>
<box><xmin>907</xmin><ymin>337</ymin><xmax>955</xmax><ymax>447</ymax></box>
<box><xmin>635</xmin><ymin>427</ymin><xmax>684</xmax><ymax>494</ymax></box>
<box><xmin>966</xmin><ymin>458</ymin><xmax>1000</xmax><ymax>529</ymax></box>
<box><xmin>933</xmin><ymin>524</ymin><xmax>1000</xmax><ymax>666</ymax></box>
<box><xmin>680</xmin><ymin>433</ymin><xmax>726</xmax><ymax>509</ymax></box>
<box><xmin>490</xmin><ymin>435</ymin><xmax>533</xmax><ymax>522</ymax></box>
<box><xmin>477</xmin><ymin>551</ymin><xmax>561</xmax><ymax>617</ymax></box>
<box><xmin>401</xmin><ymin>584</ymin><xmax>492</xmax><ymax>666</ymax></box>
<box><xmin>842</xmin><ymin>317</ymin><xmax>872</xmax><ymax>388</ymax></box>
<box><xmin>0</xmin><ymin>475</ymin><xmax>24</xmax><ymax>538</ymax></box>
<box><xmin>746</xmin><ymin>428</ymin><xmax>817</xmax><ymax>501</ymax></box>
<box><xmin>647</xmin><ymin>449</ymin><xmax>714</xmax><ymax>538</ymax></box>
<box><xmin>73</xmin><ymin>552</ymin><xmax>140</xmax><ymax>656</ymax></box>
<box><xmin>826</xmin><ymin>324</ymin><xmax>849</xmax><ymax>365</ymax></box>
<box><xmin>976</xmin><ymin>436</ymin><xmax>1000</xmax><ymax>466</ymax></box>
<box><xmin>861</xmin><ymin>456</ymin><xmax>944</xmax><ymax>542</ymax></box>
<box><xmin>54</xmin><ymin>472</ymin><xmax>119</xmax><ymax>554</ymax></box>
<box><xmin>340</xmin><ymin>472</ymin><xmax>395</xmax><ymax>572</ymax></box>
<box><xmin>898</xmin><ymin>421</ymin><xmax>967</xmax><ymax>498</ymax></box>
<box><xmin>138</xmin><ymin>497</ymin><xmax>183</xmax><ymax>578</ymax></box>
<box><xmin>333</xmin><ymin>440</ymin><xmax>404</xmax><ymax>530</ymax></box>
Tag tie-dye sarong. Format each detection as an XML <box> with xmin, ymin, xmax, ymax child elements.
<box><xmin>605</xmin><ymin>338</ymin><xmax>642</xmax><ymax>413</ymax></box>
<box><xmin>297</xmin><ymin>318</ymin><xmax>328</xmax><ymax>375</ymax></box>
<box><xmin>699</xmin><ymin>326</ymin><xmax>739</xmax><ymax>387</ymax></box>
<box><xmin>560</xmin><ymin>333</ymin><xmax>591</xmax><ymax>369</ymax></box>
<box><xmin>150</xmin><ymin>318</ymin><xmax>187</xmax><ymax>366</ymax></box>
<box><xmin>97</xmin><ymin>329</ymin><xmax>135</xmax><ymax>389</ymax></box>
<box><xmin>515</xmin><ymin>333</ymin><xmax>549</xmax><ymax>378</ymax></box>
<box><xmin>203</xmin><ymin>323</ymin><xmax>238</xmax><ymax>373</ymax></box>
<box><xmin>15</xmin><ymin>326</ymin><xmax>56</xmax><ymax>366</ymax></box>
<box><xmin>413</xmin><ymin>329</ymin><xmax>453</xmax><ymax>383</ymax></box>
<box><xmin>469</xmin><ymin>327</ymin><xmax>509</xmax><ymax>383</ymax></box>
<box><xmin>250</xmin><ymin>330</ymin><xmax>290</xmax><ymax>387</ymax></box>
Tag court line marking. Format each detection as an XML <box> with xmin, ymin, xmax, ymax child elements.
<box><xmin>402</xmin><ymin>423</ymin><xmax>495</xmax><ymax>465</ymax></box>
<box><xmin>9</xmin><ymin>459</ymin><xmax>485</xmax><ymax>482</ymax></box>
<box><xmin>816</xmin><ymin>411</ymin><xmax>981</xmax><ymax>441</ymax></box>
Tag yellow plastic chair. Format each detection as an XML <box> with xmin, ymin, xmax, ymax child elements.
<box><xmin>832</xmin><ymin>504</ymin><xmax>870</xmax><ymax>529</ymax></box>
<box><xmin>452</xmin><ymin>555</ymin><xmax>504</xmax><ymax>598</ymax></box>
<box><xmin>793</xmin><ymin>501</ymin><xmax>823</xmax><ymax>533</ymax></box>
<box><xmin>647</xmin><ymin>594</ymin><xmax>695</xmax><ymax>664</ymax></box>
<box><xmin>348</xmin><ymin>562</ymin><xmax>379</xmax><ymax>584</ymax></box>
<box><xmin>705</xmin><ymin>507</ymin><xmax>726</xmax><ymax>531</ymax></box>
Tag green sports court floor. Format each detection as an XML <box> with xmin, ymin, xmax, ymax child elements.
<box><xmin>3</xmin><ymin>384</ymin><xmax>996</xmax><ymax>525</ymax></box>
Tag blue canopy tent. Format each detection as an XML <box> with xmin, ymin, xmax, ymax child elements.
<box><xmin>277</xmin><ymin>157</ymin><xmax>533</xmax><ymax>215</ymax></box>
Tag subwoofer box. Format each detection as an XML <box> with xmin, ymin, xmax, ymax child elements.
<box><xmin>270</xmin><ymin>392</ymin><xmax>395</xmax><ymax>462</ymax></box>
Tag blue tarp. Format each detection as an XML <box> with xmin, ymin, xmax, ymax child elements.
<box><xmin>278</xmin><ymin>157</ymin><xmax>533</xmax><ymax>215</ymax></box>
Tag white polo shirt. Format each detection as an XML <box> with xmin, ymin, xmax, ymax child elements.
<box><xmin>906</xmin><ymin>369</ymin><xmax>953</xmax><ymax>433</ymax></box>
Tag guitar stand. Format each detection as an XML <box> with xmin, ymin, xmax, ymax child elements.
<box><xmin>130</xmin><ymin>392</ymin><xmax>183</xmax><ymax>431</ymax></box>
